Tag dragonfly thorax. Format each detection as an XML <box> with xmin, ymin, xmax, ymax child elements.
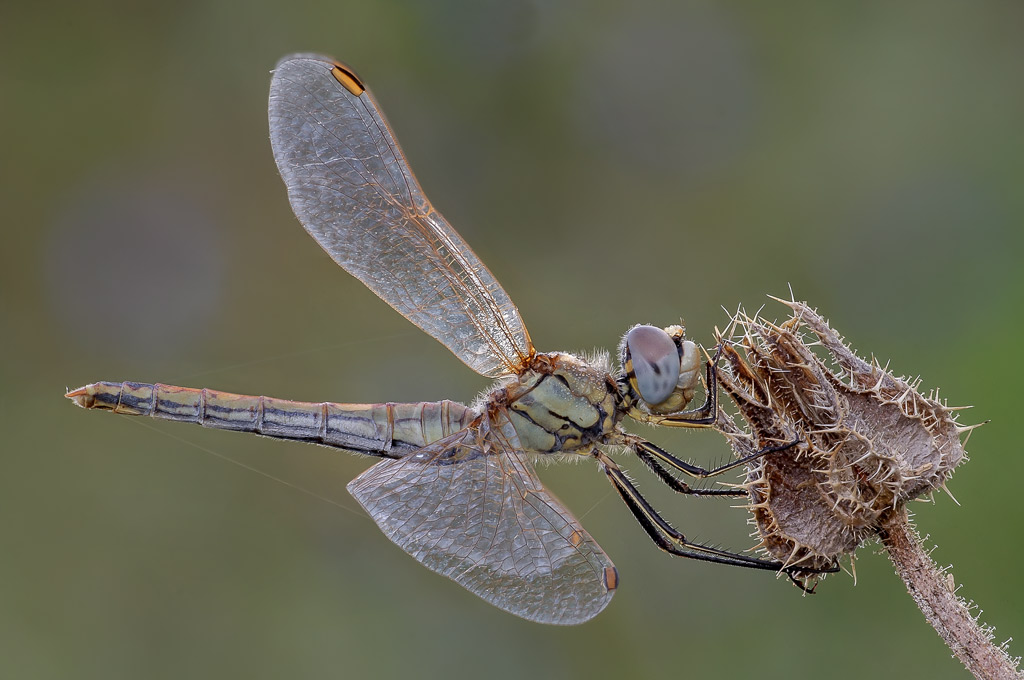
<box><xmin>495</xmin><ymin>352</ymin><xmax>621</xmax><ymax>456</ymax></box>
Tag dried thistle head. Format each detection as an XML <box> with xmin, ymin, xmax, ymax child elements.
<box><xmin>714</xmin><ymin>298</ymin><xmax>977</xmax><ymax>580</ymax></box>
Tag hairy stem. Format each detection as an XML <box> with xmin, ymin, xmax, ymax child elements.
<box><xmin>878</xmin><ymin>509</ymin><xmax>1021</xmax><ymax>679</ymax></box>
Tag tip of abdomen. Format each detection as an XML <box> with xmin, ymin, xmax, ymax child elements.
<box><xmin>65</xmin><ymin>385</ymin><xmax>94</xmax><ymax>408</ymax></box>
<box><xmin>65</xmin><ymin>382</ymin><xmax>124</xmax><ymax>410</ymax></box>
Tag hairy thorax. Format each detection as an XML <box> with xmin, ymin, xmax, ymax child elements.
<box><xmin>488</xmin><ymin>352</ymin><xmax>622</xmax><ymax>455</ymax></box>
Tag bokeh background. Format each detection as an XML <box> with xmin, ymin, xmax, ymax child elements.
<box><xmin>3</xmin><ymin>1</ymin><xmax>1022</xmax><ymax>678</ymax></box>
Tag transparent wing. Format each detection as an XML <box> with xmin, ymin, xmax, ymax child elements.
<box><xmin>269</xmin><ymin>54</ymin><xmax>533</xmax><ymax>378</ymax></box>
<box><xmin>346</xmin><ymin>423</ymin><xmax>618</xmax><ymax>625</ymax></box>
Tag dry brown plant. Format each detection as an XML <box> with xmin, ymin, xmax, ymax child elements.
<box><xmin>713</xmin><ymin>297</ymin><xmax>1018</xmax><ymax>679</ymax></box>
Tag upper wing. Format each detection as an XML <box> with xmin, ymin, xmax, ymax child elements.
<box><xmin>269</xmin><ymin>54</ymin><xmax>533</xmax><ymax>378</ymax></box>
<box><xmin>346</xmin><ymin>424</ymin><xmax>618</xmax><ymax>625</ymax></box>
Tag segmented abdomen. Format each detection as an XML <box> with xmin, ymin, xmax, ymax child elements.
<box><xmin>67</xmin><ymin>381</ymin><xmax>474</xmax><ymax>458</ymax></box>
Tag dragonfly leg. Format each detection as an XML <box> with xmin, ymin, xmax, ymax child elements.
<box><xmin>595</xmin><ymin>451</ymin><xmax>838</xmax><ymax>578</ymax></box>
<box><xmin>624</xmin><ymin>434</ymin><xmax>800</xmax><ymax>498</ymax></box>
<box><xmin>631</xmin><ymin>442</ymin><xmax>746</xmax><ymax>498</ymax></box>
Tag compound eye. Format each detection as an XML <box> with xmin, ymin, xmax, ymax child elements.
<box><xmin>626</xmin><ymin>325</ymin><xmax>681</xmax><ymax>405</ymax></box>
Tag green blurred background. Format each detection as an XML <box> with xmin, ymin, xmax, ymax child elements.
<box><xmin>3</xmin><ymin>1</ymin><xmax>1022</xmax><ymax>678</ymax></box>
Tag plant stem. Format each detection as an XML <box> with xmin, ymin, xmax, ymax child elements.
<box><xmin>878</xmin><ymin>508</ymin><xmax>1021</xmax><ymax>679</ymax></box>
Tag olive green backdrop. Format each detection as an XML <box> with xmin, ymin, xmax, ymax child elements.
<box><xmin>3</xmin><ymin>1</ymin><xmax>1022</xmax><ymax>678</ymax></box>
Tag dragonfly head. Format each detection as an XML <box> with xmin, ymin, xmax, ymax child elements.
<box><xmin>618</xmin><ymin>324</ymin><xmax>701</xmax><ymax>414</ymax></box>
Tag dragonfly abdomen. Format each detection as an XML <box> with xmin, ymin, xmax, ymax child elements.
<box><xmin>66</xmin><ymin>381</ymin><xmax>474</xmax><ymax>458</ymax></box>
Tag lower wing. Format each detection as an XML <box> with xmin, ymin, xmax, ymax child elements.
<box><xmin>346</xmin><ymin>423</ymin><xmax>618</xmax><ymax>624</ymax></box>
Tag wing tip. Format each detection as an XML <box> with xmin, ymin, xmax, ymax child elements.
<box><xmin>272</xmin><ymin>53</ymin><xmax>365</xmax><ymax>97</ymax></box>
<box><xmin>274</xmin><ymin>52</ymin><xmax>334</xmax><ymax>71</ymax></box>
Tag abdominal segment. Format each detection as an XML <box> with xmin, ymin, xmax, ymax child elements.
<box><xmin>66</xmin><ymin>381</ymin><xmax>475</xmax><ymax>458</ymax></box>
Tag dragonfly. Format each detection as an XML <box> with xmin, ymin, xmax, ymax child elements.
<box><xmin>67</xmin><ymin>53</ymin><xmax>834</xmax><ymax>625</ymax></box>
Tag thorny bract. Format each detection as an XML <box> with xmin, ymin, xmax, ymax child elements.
<box><xmin>714</xmin><ymin>298</ymin><xmax>976</xmax><ymax>582</ymax></box>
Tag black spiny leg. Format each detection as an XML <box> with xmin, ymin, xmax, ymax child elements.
<box><xmin>595</xmin><ymin>451</ymin><xmax>839</xmax><ymax>578</ymax></box>
<box><xmin>634</xmin><ymin>445</ymin><xmax>745</xmax><ymax>497</ymax></box>
<box><xmin>629</xmin><ymin>435</ymin><xmax>800</xmax><ymax>497</ymax></box>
